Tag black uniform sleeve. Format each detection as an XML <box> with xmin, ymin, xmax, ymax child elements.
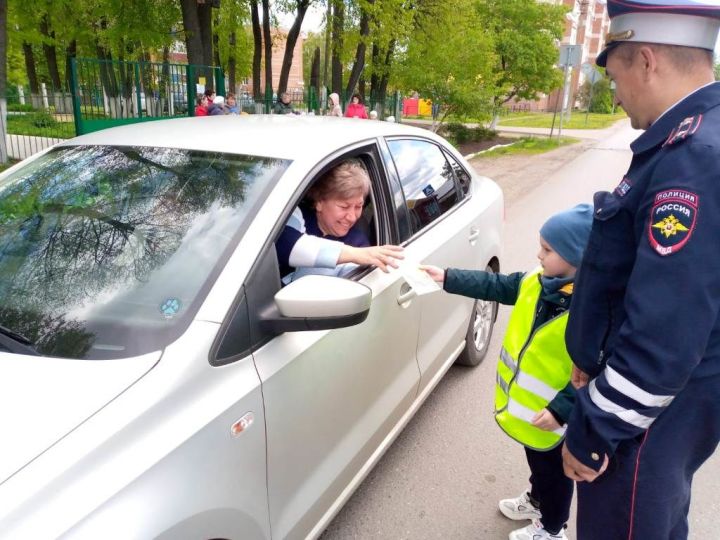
<box><xmin>443</xmin><ymin>269</ymin><xmax>525</xmax><ymax>305</ymax></box>
<box><xmin>566</xmin><ymin>143</ymin><xmax>720</xmax><ymax>469</ymax></box>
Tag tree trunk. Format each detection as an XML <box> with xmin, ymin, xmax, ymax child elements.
<box><xmin>198</xmin><ymin>1</ymin><xmax>213</xmax><ymax>67</ymax></box>
<box><xmin>370</xmin><ymin>42</ymin><xmax>379</xmax><ymax>101</ymax></box>
<box><xmin>228</xmin><ymin>31</ymin><xmax>236</xmax><ymax>93</ymax></box>
<box><xmin>323</xmin><ymin>0</ymin><xmax>331</xmax><ymax>89</ymax></box>
<box><xmin>0</xmin><ymin>0</ymin><xmax>8</xmax><ymax>163</ymax></box>
<box><xmin>345</xmin><ymin>2</ymin><xmax>371</xmax><ymax>98</ymax></box>
<box><xmin>262</xmin><ymin>0</ymin><xmax>272</xmax><ymax>98</ymax></box>
<box><xmin>277</xmin><ymin>0</ymin><xmax>309</xmax><ymax>94</ymax></box>
<box><xmin>378</xmin><ymin>39</ymin><xmax>395</xmax><ymax>106</ymax></box>
<box><xmin>179</xmin><ymin>0</ymin><xmax>204</xmax><ymax>66</ymax></box>
<box><xmin>250</xmin><ymin>0</ymin><xmax>262</xmax><ymax>100</ymax></box>
<box><xmin>212</xmin><ymin>10</ymin><xmax>221</xmax><ymax>69</ymax></box>
<box><xmin>330</xmin><ymin>0</ymin><xmax>344</xmax><ymax>96</ymax></box>
<box><xmin>23</xmin><ymin>42</ymin><xmax>40</xmax><ymax>94</ymax></box>
<box><xmin>39</xmin><ymin>14</ymin><xmax>62</xmax><ymax>90</ymax></box>
<box><xmin>65</xmin><ymin>39</ymin><xmax>76</xmax><ymax>93</ymax></box>
<box><xmin>310</xmin><ymin>46</ymin><xmax>320</xmax><ymax>112</ymax></box>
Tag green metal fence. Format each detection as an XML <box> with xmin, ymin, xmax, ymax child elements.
<box><xmin>69</xmin><ymin>58</ymin><xmax>225</xmax><ymax>135</ymax></box>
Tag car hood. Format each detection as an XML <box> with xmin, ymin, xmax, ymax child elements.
<box><xmin>0</xmin><ymin>351</ymin><xmax>160</xmax><ymax>484</ymax></box>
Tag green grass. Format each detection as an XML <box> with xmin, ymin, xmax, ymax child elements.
<box><xmin>478</xmin><ymin>136</ymin><xmax>580</xmax><ymax>157</ymax></box>
<box><xmin>7</xmin><ymin>114</ymin><xmax>76</xmax><ymax>139</ymax></box>
<box><xmin>498</xmin><ymin>111</ymin><xmax>627</xmax><ymax>129</ymax></box>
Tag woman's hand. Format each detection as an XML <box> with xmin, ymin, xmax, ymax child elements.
<box><xmin>418</xmin><ymin>265</ymin><xmax>445</xmax><ymax>283</ymax></box>
<box><xmin>340</xmin><ymin>244</ymin><xmax>404</xmax><ymax>272</ymax></box>
<box><xmin>531</xmin><ymin>408</ymin><xmax>561</xmax><ymax>432</ymax></box>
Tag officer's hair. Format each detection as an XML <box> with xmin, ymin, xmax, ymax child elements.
<box><xmin>307</xmin><ymin>159</ymin><xmax>371</xmax><ymax>203</ymax></box>
<box><xmin>615</xmin><ymin>42</ymin><xmax>713</xmax><ymax>74</ymax></box>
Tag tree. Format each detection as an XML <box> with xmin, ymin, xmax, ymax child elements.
<box><xmin>577</xmin><ymin>77</ymin><xmax>613</xmax><ymax>114</ymax></box>
<box><xmin>477</xmin><ymin>0</ymin><xmax>565</xmax><ymax>115</ymax></box>
<box><xmin>276</xmin><ymin>0</ymin><xmax>312</xmax><ymax>94</ymax></box>
<box><xmin>715</xmin><ymin>62</ymin><xmax>720</xmax><ymax>81</ymax></box>
<box><xmin>394</xmin><ymin>0</ymin><xmax>496</xmax><ymax>130</ymax></box>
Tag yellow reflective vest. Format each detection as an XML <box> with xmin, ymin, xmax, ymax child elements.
<box><xmin>494</xmin><ymin>268</ymin><xmax>573</xmax><ymax>450</ymax></box>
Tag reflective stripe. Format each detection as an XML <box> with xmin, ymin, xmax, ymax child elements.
<box><xmin>507</xmin><ymin>399</ymin><xmax>566</xmax><ymax>437</ymax></box>
<box><xmin>500</xmin><ymin>347</ymin><xmax>517</xmax><ymax>371</ymax></box>
<box><xmin>515</xmin><ymin>371</ymin><xmax>559</xmax><ymax>403</ymax></box>
<box><xmin>589</xmin><ymin>380</ymin><xmax>655</xmax><ymax>429</ymax></box>
<box><xmin>497</xmin><ymin>373</ymin><xmax>509</xmax><ymax>394</ymax></box>
<box><xmin>604</xmin><ymin>365</ymin><xmax>674</xmax><ymax>408</ymax></box>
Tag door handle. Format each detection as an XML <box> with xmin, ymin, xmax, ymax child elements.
<box><xmin>397</xmin><ymin>287</ymin><xmax>417</xmax><ymax>305</ymax></box>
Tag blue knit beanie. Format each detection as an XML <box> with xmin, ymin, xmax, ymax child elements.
<box><xmin>539</xmin><ymin>203</ymin><xmax>594</xmax><ymax>268</ymax></box>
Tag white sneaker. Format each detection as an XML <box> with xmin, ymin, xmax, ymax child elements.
<box><xmin>508</xmin><ymin>520</ymin><xmax>568</xmax><ymax>540</ymax></box>
<box><xmin>498</xmin><ymin>491</ymin><xmax>542</xmax><ymax>521</ymax></box>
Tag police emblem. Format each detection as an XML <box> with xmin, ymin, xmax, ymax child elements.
<box><xmin>664</xmin><ymin>115</ymin><xmax>703</xmax><ymax>146</ymax></box>
<box><xmin>648</xmin><ymin>189</ymin><xmax>698</xmax><ymax>256</ymax></box>
<box><xmin>614</xmin><ymin>176</ymin><xmax>632</xmax><ymax>197</ymax></box>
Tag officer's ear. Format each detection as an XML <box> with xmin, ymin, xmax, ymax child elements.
<box><xmin>637</xmin><ymin>45</ymin><xmax>659</xmax><ymax>82</ymax></box>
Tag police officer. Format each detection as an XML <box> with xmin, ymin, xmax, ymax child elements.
<box><xmin>560</xmin><ymin>1</ymin><xmax>720</xmax><ymax>539</ymax></box>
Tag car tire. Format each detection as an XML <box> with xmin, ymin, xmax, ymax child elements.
<box><xmin>455</xmin><ymin>264</ymin><xmax>498</xmax><ymax>367</ymax></box>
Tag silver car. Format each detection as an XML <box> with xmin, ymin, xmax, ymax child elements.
<box><xmin>0</xmin><ymin>115</ymin><xmax>503</xmax><ymax>539</ymax></box>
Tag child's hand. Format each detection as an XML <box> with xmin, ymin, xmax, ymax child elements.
<box><xmin>419</xmin><ymin>265</ymin><xmax>445</xmax><ymax>283</ymax></box>
<box><xmin>531</xmin><ymin>408</ymin><xmax>561</xmax><ymax>432</ymax></box>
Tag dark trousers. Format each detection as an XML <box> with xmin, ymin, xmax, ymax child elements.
<box><xmin>526</xmin><ymin>444</ymin><xmax>574</xmax><ymax>534</ymax></box>
<box><xmin>576</xmin><ymin>373</ymin><xmax>720</xmax><ymax>540</ymax></box>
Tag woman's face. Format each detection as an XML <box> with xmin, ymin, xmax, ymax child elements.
<box><xmin>315</xmin><ymin>194</ymin><xmax>364</xmax><ymax>237</ymax></box>
<box><xmin>352</xmin><ymin>96</ymin><xmax>359</xmax><ymax>104</ymax></box>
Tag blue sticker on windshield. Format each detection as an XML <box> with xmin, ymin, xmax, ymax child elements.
<box><xmin>160</xmin><ymin>298</ymin><xmax>182</xmax><ymax>317</ymax></box>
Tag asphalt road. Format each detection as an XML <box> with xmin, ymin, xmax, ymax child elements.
<box><xmin>320</xmin><ymin>122</ymin><xmax>720</xmax><ymax>539</ymax></box>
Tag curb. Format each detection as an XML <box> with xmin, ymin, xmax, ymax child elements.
<box><xmin>463</xmin><ymin>141</ymin><xmax>517</xmax><ymax>160</ymax></box>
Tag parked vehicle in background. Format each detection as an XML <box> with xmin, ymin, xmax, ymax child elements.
<box><xmin>0</xmin><ymin>116</ymin><xmax>503</xmax><ymax>539</ymax></box>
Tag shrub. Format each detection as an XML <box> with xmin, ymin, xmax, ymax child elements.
<box><xmin>31</xmin><ymin>111</ymin><xmax>57</xmax><ymax>128</ymax></box>
<box><xmin>7</xmin><ymin>103</ymin><xmax>35</xmax><ymax>112</ymax></box>
<box><xmin>443</xmin><ymin>122</ymin><xmax>471</xmax><ymax>144</ymax></box>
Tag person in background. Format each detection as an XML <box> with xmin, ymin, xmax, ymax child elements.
<box><xmin>369</xmin><ymin>110</ymin><xmax>378</xmax><ymax>120</ymax></box>
<box><xmin>194</xmin><ymin>95</ymin><xmax>209</xmax><ymax>117</ymax></box>
<box><xmin>209</xmin><ymin>95</ymin><xmax>227</xmax><ymax>115</ymax></box>
<box><xmin>560</xmin><ymin>2</ymin><xmax>720</xmax><ymax>539</ymax></box>
<box><xmin>276</xmin><ymin>159</ymin><xmax>403</xmax><ymax>283</ymax></box>
<box><xmin>344</xmin><ymin>93</ymin><xmax>368</xmax><ymax>119</ymax></box>
<box><xmin>226</xmin><ymin>93</ymin><xmax>239</xmax><ymax>114</ymax></box>
<box><xmin>423</xmin><ymin>204</ymin><xmax>594</xmax><ymax>540</ymax></box>
<box><xmin>327</xmin><ymin>92</ymin><xmax>343</xmax><ymax>117</ymax></box>
<box><xmin>274</xmin><ymin>92</ymin><xmax>299</xmax><ymax>115</ymax></box>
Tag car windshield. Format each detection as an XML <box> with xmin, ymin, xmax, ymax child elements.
<box><xmin>0</xmin><ymin>145</ymin><xmax>289</xmax><ymax>360</ymax></box>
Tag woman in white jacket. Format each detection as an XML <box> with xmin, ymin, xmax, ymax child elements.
<box><xmin>327</xmin><ymin>92</ymin><xmax>343</xmax><ymax>117</ymax></box>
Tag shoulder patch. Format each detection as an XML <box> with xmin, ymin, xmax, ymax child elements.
<box><xmin>663</xmin><ymin>115</ymin><xmax>703</xmax><ymax>147</ymax></box>
<box><xmin>647</xmin><ymin>189</ymin><xmax>698</xmax><ymax>256</ymax></box>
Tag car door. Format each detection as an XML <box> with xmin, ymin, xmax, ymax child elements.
<box><xmin>248</xmin><ymin>147</ymin><xmax>422</xmax><ymax>540</ymax></box>
<box><xmin>384</xmin><ymin>137</ymin><xmax>500</xmax><ymax>392</ymax></box>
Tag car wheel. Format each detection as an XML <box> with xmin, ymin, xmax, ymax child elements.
<box><xmin>455</xmin><ymin>265</ymin><xmax>497</xmax><ymax>367</ymax></box>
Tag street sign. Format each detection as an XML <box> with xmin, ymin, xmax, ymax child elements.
<box><xmin>581</xmin><ymin>62</ymin><xmax>603</xmax><ymax>85</ymax></box>
<box><xmin>559</xmin><ymin>45</ymin><xmax>582</xmax><ymax>67</ymax></box>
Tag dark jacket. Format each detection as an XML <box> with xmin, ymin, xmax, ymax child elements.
<box><xmin>273</xmin><ymin>100</ymin><xmax>295</xmax><ymax>114</ymax></box>
<box><xmin>444</xmin><ymin>268</ymin><xmax>576</xmax><ymax>424</ymax></box>
<box><xmin>565</xmin><ymin>82</ymin><xmax>720</xmax><ymax>470</ymax></box>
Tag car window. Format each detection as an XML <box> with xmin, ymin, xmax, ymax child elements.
<box><xmin>386</xmin><ymin>139</ymin><xmax>460</xmax><ymax>233</ymax></box>
<box><xmin>0</xmin><ymin>146</ymin><xmax>289</xmax><ymax>360</ymax></box>
<box><xmin>444</xmin><ymin>151</ymin><xmax>472</xmax><ymax>197</ymax></box>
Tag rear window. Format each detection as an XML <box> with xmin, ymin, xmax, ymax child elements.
<box><xmin>0</xmin><ymin>146</ymin><xmax>289</xmax><ymax>359</ymax></box>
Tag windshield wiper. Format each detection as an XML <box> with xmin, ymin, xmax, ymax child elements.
<box><xmin>0</xmin><ymin>324</ymin><xmax>39</xmax><ymax>356</ymax></box>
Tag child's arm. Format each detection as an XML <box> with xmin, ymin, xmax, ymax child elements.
<box><xmin>544</xmin><ymin>383</ymin><xmax>577</xmax><ymax>426</ymax></box>
<box><xmin>421</xmin><ymin>265</ymin><xmax>524</xmax><ymax>305</ymax></box>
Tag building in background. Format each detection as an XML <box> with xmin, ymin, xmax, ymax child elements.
<box><xmin>513</xmin><ymin>0</ymin><xmax>609</xmax><ymax>112</ymax></box>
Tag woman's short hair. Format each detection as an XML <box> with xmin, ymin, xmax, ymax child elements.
<box><xmin>308</xmin><ymin>159</ymin><xmax>371</xmax><ymax>203</ymax></box>
<box><xmin>351</xmin><ymin>92</ymin><xmax>364</xmax><ymax>104</ymax></box>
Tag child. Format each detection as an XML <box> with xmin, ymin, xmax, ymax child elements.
<box><xmin>422</xmin><ymin>203</ymin><xmax>593</xmax><ymax>540</ymax></box>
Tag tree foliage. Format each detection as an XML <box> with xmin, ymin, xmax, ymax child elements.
<box><xmin>394</xmin><ymin>0</ymin><xmax>495</xmax><ymax>128</ymax></box>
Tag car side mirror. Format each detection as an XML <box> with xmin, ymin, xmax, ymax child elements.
<box><xmin>259</xmin><ymin>275</ymin><xmax>372</xmax><ymax>333</ymax></box>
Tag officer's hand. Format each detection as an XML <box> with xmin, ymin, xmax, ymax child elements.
<box><xmin>531</xmin><ymin>408</ymin><xmax>561</xmax><ymax>431</ymax></box>
<box><xmin>571</xmin><ymin>365</ymin><xmax>590</xmax><ymax>389</ymax></box>
<box><xmin>419</xmin><ymin>265</ymin><xmax>445</xmax><ymax>283</ymax></box>
<box><xmin>562</xmin><ymin>442</ymin><xmax>609</xmax><ymax>482</ymax></box>
<box><xmin>340</xmin><ymin>244</ymin><xmax>404</xmax><ymax>272</ymax></box>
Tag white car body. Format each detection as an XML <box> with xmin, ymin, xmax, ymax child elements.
<box><xmin>0</xmin><ymin>115</ymin><xmax>503</xmax><ymax>539</ymax></box>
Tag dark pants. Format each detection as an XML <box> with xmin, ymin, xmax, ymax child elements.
<box><xmin>526</xmin><ymin>444</ymin><xmax>574</xmax><ymax>534</ymax></box>
<box><xmin>576</xmin><ymin>374</ymin><xmax>720</xmax><ymax>540</ymax></box>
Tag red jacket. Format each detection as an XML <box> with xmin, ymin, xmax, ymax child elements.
<box><xmin>195</xmin><ymin>105</ymin><xmax>208</xmax><ymax>117</ymax></box>
<box><xmin>344</xmin><ymin>103</ymin><xmax>368</xmax><ymax>119</ymax></box>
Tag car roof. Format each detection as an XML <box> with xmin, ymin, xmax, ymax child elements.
<box><xmin>60</xmin><ymin>115</ymin><xmax>440</xmax><ymax>161</ymax></box>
